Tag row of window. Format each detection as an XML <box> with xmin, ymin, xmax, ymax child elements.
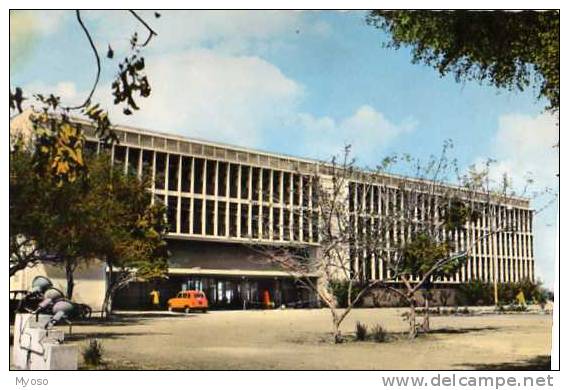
<box><xmin>348</xmin><ymin>182</ymin><xmax>533</xmax><ymax>233</ymax></box>
<box><xmin>103</xmin><ymin>143</ymin><xmax>320</xmax><ymax>207</ymax></box>
<box><xmin>348</xmin><ymin>215</ymin><xmax>534</xmax><ymax>262</ymax></box>
<box><xmin>157</xmin><ymin>195</ymin><xmax>320</xmax><ymax>243</ymax></box>
<box><xmin>85</xmin><ymin>141</ymin><xmax>321</xmax><ymax>243</ymax></box>
<box><xmin>348</xmin><ymin>247</ymin><xmax>533</xmax><ymax>283</ymax></box>
<box><xmin>87</xmin><ymin>141</ymin><xmax>533</xmax><ymax>259</ymax></box>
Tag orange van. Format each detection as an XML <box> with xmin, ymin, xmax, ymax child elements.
<box><xmin>167</xmin><ymin>290</ymin><xmax>209</xmax><ymax>313</ymax></box>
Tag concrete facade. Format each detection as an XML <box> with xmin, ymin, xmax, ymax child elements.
<box><xmin>10</xmin><ymin>114</ymin><xmax>535</xmax><ymax>310</ymax></box>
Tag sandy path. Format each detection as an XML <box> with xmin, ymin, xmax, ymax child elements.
<box><xmin>45</xmin><ymin>308</ymin><xmax>553</xmax><ymax>370</ymax></box>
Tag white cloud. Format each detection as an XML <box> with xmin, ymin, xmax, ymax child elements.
<box><xmin>20</xmin><ymin>81</ymin><xmax>80</xmax><ymax>106</ymax></box>
<box><xmin>10</xmin><ymin>11</ymin><xmax>69</xmax><ymax>68</ymax></box>
<box><xmin>472</xmin><ymin>112</ymin><xmax>559</xmax><ymax>194</ymax></box>
<box><xmin>14</xmin><ymin>10</ymin><xmax>408</xmax><ymax>164</ymax></box>
<box><xmin>95</xmin><ymin>49</ymin><xmax>303</xmax><ymax>148</ymax></box>
<box><xmin>21</xmin><ymin>74</ymin><xmax>413</xmax><ymax>166</ymax></box>
<box><xmin>11</xmin><ymin>10</ymin><xmax>68</xmax><ymax>35</ymax></box>
<box><xmin>294</xmin><ymin>105</ymin><xmax>416</xmax><ymax>162</ymax></box>
<box><xmin>494</xmin><ymin>112</ymin><xmax>559</xmax><ymax>187</ymax></box>
<box><xmin>85</xmin><ymin>10</ymin><xmax>329</xmax><ymax>56</ymax></box>
<box><xmin>473</xmin><ymin>112</ymin><xmax>559</xmax><ymax>288</ymax></box>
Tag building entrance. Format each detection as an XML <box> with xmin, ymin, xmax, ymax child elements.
<box><xmin>180</xmin><ymin>276</ymin><xmax>314</xmax><ymax>309</ymax></box>
<box><xmin>112</xmin><ymin>273</ymin><xmax>318</xmax><ymax>310</ymax></box>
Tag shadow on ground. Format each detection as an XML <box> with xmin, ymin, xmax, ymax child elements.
<box><xmin>428</xmin><ymin>326</ymin><xmax>499</xmax><ymax>335</ymax></box>
<box><xmin>459</xmin><ymin>355</ymin><xmax>551</xmax><ymax>370</ymax></box>
<box><xmin>301</xmin><ymin>326</ymin><xmax>502</xmax><ymax>345</ymax></box>
<box><xmin>385</xmin><ymin>326</ymin><xmax>500</xmax><ymax>340</ymax></box>
<box><xmin>66</xmin><ymin>331</ymin><xmax>170</xmax><ymax>342</ymax></box>
<box><xmin>72</xmin><ymin>312</ymin><xmax>197</xmax><ymax>327</ymax></box>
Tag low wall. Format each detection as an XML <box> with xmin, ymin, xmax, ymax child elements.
<box><xmin>9</xmin><ymin>261</ymin><xmax>107</xmax><ymax>312</ymax></box>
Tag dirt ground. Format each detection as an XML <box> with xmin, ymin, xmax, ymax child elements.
<box><xmin>12</xmin><ymin>308</ymin><xmax>553</xmax><ymax>370</ymax></box>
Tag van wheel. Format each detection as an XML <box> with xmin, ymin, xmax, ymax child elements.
<box><xmin>201</xmin><ymin>309</ymin><xmax>207</xmax><ymax>313</ymax></box>
<box><xmin>184</xmin><ymin>307</ymin><xmax>190</xmax><ymax>314</ymax></box>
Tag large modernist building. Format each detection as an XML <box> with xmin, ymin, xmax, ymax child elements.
<box><xmin>10</xmin><ymin>113</ymin><xmax>535</xmax><ymax>311</ymax></box>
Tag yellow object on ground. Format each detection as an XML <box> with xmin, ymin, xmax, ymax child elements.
<box><xmin>150</xmin><ymin>290</ymin><xmax>160</xmax><ymax>305</ymax></box>
<box><xmin>516</xmin><ymin>291</ymin><xmax>526</xmax><ymax>306</ymax></box>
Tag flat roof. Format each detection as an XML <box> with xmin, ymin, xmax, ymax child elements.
<box><xmin>95</xmin><ymin>118</ymin><xmax>530</xmax><ymax>205</ymax></box>
<box><xmin>11</xmin><ymin>110</ymin><xmax>531</xmax><ymax>207</ymax></box>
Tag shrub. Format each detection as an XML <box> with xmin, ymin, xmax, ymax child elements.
<box><xmin>82</xmin><ymin>339</ymin><xmax>104</xmax><ymax>367</ymax></box>
<box><xmin>438</xmin><ymin>289</ymin><xmax>451</xmax><ymax>307</ymax></box>
<box><xmin>458</xmin><ymin>279</ymin><xmax>550</xmax><ymax>307</ymax></box>
<box><xmin>371</xmin><ymin>324</ymin><xmax>387</xmax><ymax>343</ymax></box>
<box><xmin>457</xmin><ymin>280</ymin><xmax>493</xmax><ymax>306</ymax></box>
<box><xmin>330</xmin><ymin>281</ymin><xmax>364</xmax><ymax>308</ymax></box>
<box><xmin>534</xmin><ymin>289</ymin><xmax>548</xmax><ymax>308</ymax></box>
<box><xmin>355</xmin><ymin>321</ymin><xmax>367</xmax><ymax>341</ymax></box>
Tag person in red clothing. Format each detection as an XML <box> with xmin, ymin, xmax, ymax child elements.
<box><xmin>262</xmin><ymin>289</ymin><xmax>271</xmax><ymax>309</ymax></box>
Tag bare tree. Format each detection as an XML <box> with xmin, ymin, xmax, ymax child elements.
<box><xmin>378</xmin><ymin>147</ymin><xmax>554</xmax><ymax>338</ymax></box>
<box><xmin>249</xmin><ymin>141</ymin><xmax>556</xmax><ymax>342</ymax></box>
<box><xmin>249</xmin><ymin>146</ymin><xmax>392</xmax><ymax>343</ymax></box>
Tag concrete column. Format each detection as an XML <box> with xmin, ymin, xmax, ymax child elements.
<box><xmin>480</xmin><ymin>210</ymin><xmax>487</xmax><ymax>282</ymax></box>
<box><xmin>138</xmin><ymin>146</ymin><xmax>143</xmax><ymax>178</ymax></box>
<box><xmin>165</xmin><ymin>153</ymin><xmax>170</xmax><ymax>194</ymax></box>
<box><xmin>247</xmin><ymin>166</ymin><xmax>253</xmax><ymax>238</ymax></box>
<box><xmin>124</xmin><ymin>146</ymin><xmax>130</xmax><ymax>175</ymax></box>
<box><xmin>353</xmin><ymin>183</ymin><xmax>359</xmax><ymax>277</ymax></box>
<box><xmin>371</xmin><ymin>235</ymin><xmax>376</xmax><ymax>281</ymax></box>
<box><xmin>189</xmin><ymin>158</ymin><xmax>195</xmax><ymax>234</ymax></box>
<box><xmin>201</xmin><ymin>161</ymin><xmax>206</xmax><ymax>235</ymax></box>
<box><xmin>268</xmin><ymin>169</ymin><xmax>273</xmax><ymax>240</ymax></box>
<box><xmin>213</xmin><ymin>161</ymin><xmax>219</xmax><ymax>236</ymax></box>
<box><xmin>459</xmin><ymin>228</ymin><xmax>465</xmax><ymax>282</ymax></box>
<box><xmin>151</xmin><ymin>151</ymin><xmax>156</xmax><ymax>199</ymax></box>
<box><xmin>307</xmin><ymin>176</ymin><xmax>313</xmax><ymax>241</ymax></box>
<box><xmin>466</xmin><ymin>221</ymin><xmax>472</xmax><ymax>281</ymax></box>
<box><xmin>300</xmin><ymin>175</ymin><xmax>305</xmax><ymax>242</ymax></box>
<box><xmin>287</xmin><ymin>173</ymin><xmax>293</xmax><ymax>241</ymax></box>
<box><xmin>176</xmin><ymin>156</ymin><xmax>182</xmax><ymax>234</ymax></box>
<box><xmin>512</xmin><ymin>232</ymin><xmax>525</xmax><ymax>278</ymax></box>
<box><xmin>257</xmin><ymin>170</ymin><xmax>262</xmax><ymax>239</ymax></box>
<box><xmin>236</xmin><ymin>165</ymin><xmax>241</xmax><ymax>237</ymax></box>
<box><xmin>279</xmin><ymin>172</ymin><xmax>284</xmax><ymax>241</ymax></box>
<box><xmin>110</xmin><ymin>143</ymin><xmax>115</xmax><ymax>166</ymax></box>
<box><xmin>509</xmin><ymin>232</ymin><xmax>515</xmax><ymax>282</ymax></box>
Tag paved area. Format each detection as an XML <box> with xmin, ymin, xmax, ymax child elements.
<box><xmin>11</xmin><ymin>308</ymin><xmax>553</xmax><ymax>370</ymax></box>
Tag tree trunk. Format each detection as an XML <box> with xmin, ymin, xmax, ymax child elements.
<box><xmin>408</xmin><ymin>300</ymin><xmax>417</xmax><ymax>339</ymax></box>
<box><xmin>102</xmin><ymin>266</ymin><xmax>114</xmax><ymax>319</ymax></box>
<box><xmin>102</xmin><ymin>282</ymin><xmax>124</xmax><ymax>319</ymax></box>
<box><xmin>422</xmin><ymin>296</ymin><xmax>431</xmax><ymax>332</ymax></box>
<box><xmin>102</xmin><ymin>288</ymin><xmax>114</xmax><ymax>319</ymax></box>
<box><xmin>333</xmin><ymin>319</ymin><xmax>343</xmax><ymax>343</ymax></box>
<box><xmin>65</xmin><ymin>261</ymin><xmax>75</xmax><ymax>299</ymax></box>
<box><xmin>102</xmin><ymin>271</ymin><xmax>134</xmax><ymax>319</ymax></box>
<box><xmin>328</xmin><ymin>308</ymin><xmax>344</xmax><ymax>344</ymax></box>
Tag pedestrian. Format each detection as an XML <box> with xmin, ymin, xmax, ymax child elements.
<box><xmin>150</xmin><ymin>289</ymin><xmax>160</xmax><ymax>310</ymax></box>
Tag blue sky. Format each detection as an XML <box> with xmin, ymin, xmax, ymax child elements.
<box><xmin>10</xmin><ymin>10</ymin><xmax>559</xmax><ymax>287</ymax></box>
